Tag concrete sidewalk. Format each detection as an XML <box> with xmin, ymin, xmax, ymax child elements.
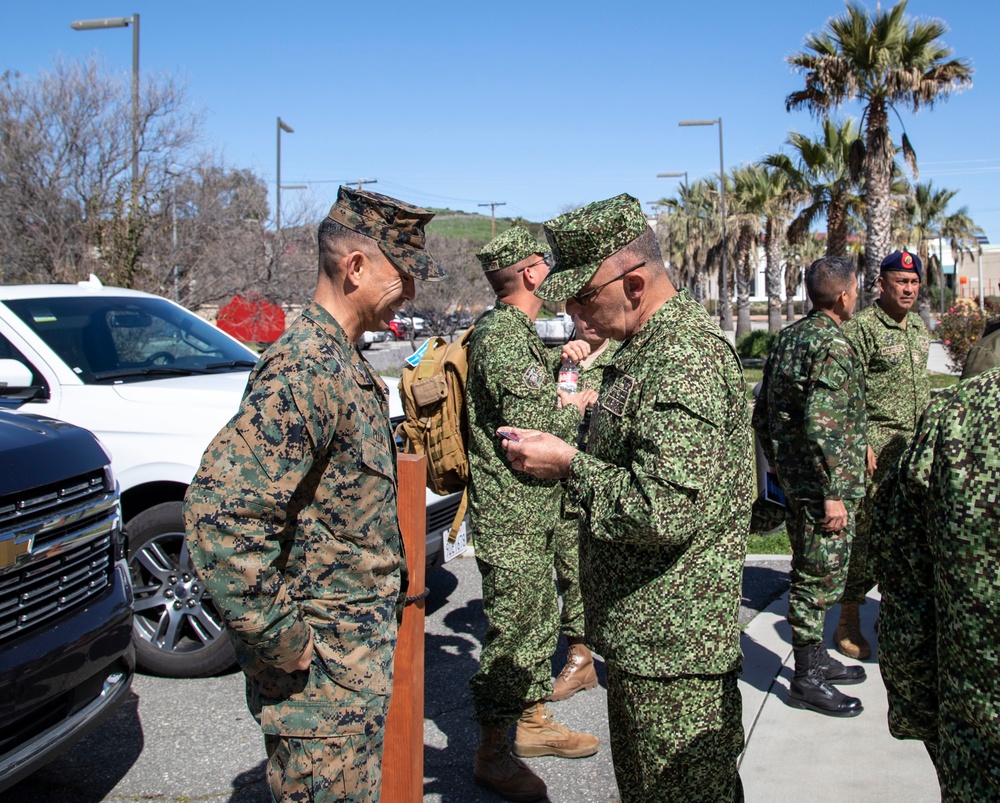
<box><xmin>738</xmin><ymin>592</ymin><xmax>939</xmax><ymax>802</ymax></box>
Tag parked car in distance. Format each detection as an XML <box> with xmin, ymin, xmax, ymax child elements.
<box><xmin>0</xmin><ymin>278</ymin><xmax>466</xmax><ymax>678</ymax></box>
<box><xmin>388</xmin><ymin>318</ymin><xmax>408</xmax><ymax>340</ymax></box>
<box><xmin>358</xmin><ymin>329</ymin><xmax>392</xmax><ymax>350</ymax></box>
<box><xmin>0</xmin><ymin>410</ymin><xmax>134</xmax><ymax>793</ymax></box>
<box><xmin>535</xmin><ymin>312</ymin><xmax>575</xmax><ymax>345</ymax></box>
<box><xmin>395</xmin><ymin>312</ymin><xmax>426</xmax><ymax>337</ymax></box>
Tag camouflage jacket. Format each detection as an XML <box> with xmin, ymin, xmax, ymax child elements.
<box><xmin>876</xmin><ymin>366</ymin><xmax>1000</xmax><ymax>748</ymax></box>
<box><xmin>184</xmin><ymin>302</ymin><xmax>402</xmax><ymax>736</ymax></box>
<box><xmin>567</xmin><ymin>291</ymin><xmax>752</xmax><ymax>677</ymax></box>
<box><xmin>467</xmin><ymin>302</ymin><xmax>581</xmax><ymax>567</ymax></box>
<box><xmin>753</xmin><ymin>310</ymin><xmax>867</xmax><ymax>502</ymax></box>
<box><xmin>842</xmin><ymin>303</ymin><xmax>930</xmax><ymax>456</ymax></box>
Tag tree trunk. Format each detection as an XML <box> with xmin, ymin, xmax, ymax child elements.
<box><xmin>786</xmin><ymin>295</ymin><xmax>796</xmax><ymax>320</ymax></box>
<box><xmin>765</xmin><ymin>219</ymin><xmax>784</xmax><ymax>332</ymax></box>
<box><xmin>862</xmin><ymin>100</ymin><xmax>894</xmax><ymax>306</ymax></box>
<box><xmin>736</xmin><ymin>255</ymin><xmax>752</xmax><ymax>338</ymax></box>
<box><xmin>825</xmin><ymin>197</ymin><xmax>848</xmax><ymax>257</ymax></box>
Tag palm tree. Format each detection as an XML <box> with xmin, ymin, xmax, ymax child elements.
<box><xmin>765</xmin><ymin>118</ymin><xmax>863</xmax><ymax>257</ymax></box>
<box><xmin>896</xmin><ymin>181</ymin><xmax>955</xmax><ymax>325</ymax></box>
<box><xmin>786</xmin><ymin>1</ymin><xmax>973</xmax><ymax>297</ymax></box>
<box><xmin>782</xmin><ymin>234</ymin><xmax>826</xmax><ymax>320</ymax></box>
<box><xmin>659</xmin><ymin>178</ymin><xmax>727</xmax><ymax>313</ymax></box>
<box><xmin>939</xmin><ymin>208</ymin><xmax>983</xmax><ymax>308</ymax></box>
<box><xmin>729</xmin><ymin>165</ymin><xmax>766</xmax><ymax>338</ymax></box>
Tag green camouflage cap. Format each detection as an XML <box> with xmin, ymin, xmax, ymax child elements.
<box><xmin>475</xmin><ymin>226</ymin><xmax>549</xmax><ymax>273</ymax></box>
<box><xmin>326</xmin><ymin>186</ymin><xmax>445</xmax><ymax>281</ymax></box>
<box><xmin>537</xmin><ymin>193</ymin><xmax>648</xmax><ymax>302</ymax></box>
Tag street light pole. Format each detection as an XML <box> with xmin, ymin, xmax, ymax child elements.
<box><xmin>70</xmin><ymin>14</ymin><xmax>140</xmax><ymax>190</ymax></box>
<box><xmin>276</xmin><ymin>117</ymin><xmax>294</xmax><ymax>238</ymax></box>
<box><xmin>656</xmin><ymin>171</ymin><xmax>688</xmax><ymax>191</ymax></box>
<box><xmin>680</xmin><ymin>118</ymin><xmax>731</xmax><ymax>330</ymax></box>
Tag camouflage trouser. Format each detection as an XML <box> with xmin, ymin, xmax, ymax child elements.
<box><xmin>786</xmin><ymin>497</ymin><xmax>855</xmax><ymax>646</ymax></box>
<box><xmin>553</xmin><ymin>513</ymin><xmax>585</xmax><ymax>640</ymax></box>
<box><xmin>843</xmin><ymin>436</ymin><xmax>908</xmax><ymax>605</ymax></box>
<box><xmin>470</xmin><ymin>557</ymin><xmax>560</xmax><ymax>726</ymax></box>
<box><xmin>605</xmin><ymin>665</ymin><xmax>744</xmax><ymax>803</ymax></box>
<box><xmin>932</xmin><ymin>712</ymin><xmax>1000</xmax><ymax>801</ymax></box>
<box><xmin>264</xmin><ymin>728</ymin><xmax>385</xmax><ymax>803</ymax></box>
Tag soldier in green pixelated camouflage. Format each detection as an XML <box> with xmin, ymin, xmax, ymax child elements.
<box><xmin>501</xmin><ymin>195</ymin><xmax>751</xmax><ymax>803</ymax></box>
<box><xmin>753</xmin><ymin>255</ymin><xmax>869</xmax><ymax>720</ymax></box>
<box><xmin>550</xmin><ymin>314</ymin><xmax>616</xmax><ymax>705</ymax></box>
<box><xmin>184</xmin><ymin>186</ymin><xmax>443</xmax><ymax>803</ymax></box>
<box><xmin>876</xmin><ymin>365</ymin><xmax>1000</xmax><ymax>800</ymax></box>
<box><xmin>838</xmin><ymin>250</ymin><xmax>930</xmax><ymax>661</ymax></box>
<box><xmin>466</xmin><ymin>225</ymin><xmax>601</xmax><ymax>803</ymax></box>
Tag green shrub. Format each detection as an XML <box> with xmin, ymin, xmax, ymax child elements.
<box><xmin>936</xmin><ymin>299</ymin><xmax>985</xmax><ymax>373</ymax></box>
<box><xmin>736</xmin><ymin>330</ymin><xmax>778</xmax><ymax>360</ymax></box>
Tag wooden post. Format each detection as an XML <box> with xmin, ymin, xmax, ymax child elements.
<box><xmin>382</xmin><ymin>453</ymin><xmax>427</xmax><ymax>802</ymax></box>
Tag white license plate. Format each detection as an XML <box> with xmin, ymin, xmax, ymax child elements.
<box><xmin>442</xmin><ymin>520</ymin><xmax>468</xmax><ymax>563</ymax></box>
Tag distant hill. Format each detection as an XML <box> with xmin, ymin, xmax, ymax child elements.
<box><xmin>426</xmin><ymin>208</ymin><xmax>545</xmax><ymax>244</ymax></box>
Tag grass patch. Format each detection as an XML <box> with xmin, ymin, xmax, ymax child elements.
<box><xmin>748</xmin><ymin>527</ymin><xmax>791</xmax><ymax>555</ymax></box>
<box><xmin>927</xmin><ymin>372</ymin><xmax>959</xmax><ymax>390</ymax></box>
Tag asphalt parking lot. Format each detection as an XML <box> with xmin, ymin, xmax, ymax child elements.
<box><xmin>4</xmin><ymin>553</ymin><xmax>788</xmax><ymax>802</ymax></box>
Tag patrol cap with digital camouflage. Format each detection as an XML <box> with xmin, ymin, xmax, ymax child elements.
<box><xmin>325</xmin><ymin>185</ymin><xmax>445</xmax><ymax>281</ymax></box>
<box><xmin>537</xmin><ymin>193</ymin><xmax>649</xmax><ymax>302</ymax></box>
<box><xmin>475</xmin><ymin>226</ymin><xmax>549</xmax><ymax>273</ymax></box>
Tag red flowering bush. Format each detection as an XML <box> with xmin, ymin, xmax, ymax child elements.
<box><xmin>936</xmin><ymin>299</ymin><xmax>985</xmax><ymax>373</ymax></box>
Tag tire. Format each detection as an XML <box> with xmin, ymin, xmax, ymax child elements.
<box><xmin>126</xmin><ymin>501</ymin><xmax>237</xmax><ymax>677</ymax></box>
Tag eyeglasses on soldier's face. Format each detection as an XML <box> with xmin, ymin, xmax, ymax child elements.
<box><xmin>517</xmin><ymin>254</ymin><xmax>553</xmax><ymax>273</ymax></box>
<box><xmin>571</xmin><ymin>261</ymin><xmax>646</xmax><ymax>307</ymax></box>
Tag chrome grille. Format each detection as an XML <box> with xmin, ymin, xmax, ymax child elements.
<box><xmin>0</xmin><ymin>533</ymin><xmax>114</xmax><ymax>643</ymax></box>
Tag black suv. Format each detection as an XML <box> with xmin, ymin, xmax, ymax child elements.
<box><xmin>0</xmin><ymin>411</ymin><xmax>134</xmax><ymax>792</ymax></box>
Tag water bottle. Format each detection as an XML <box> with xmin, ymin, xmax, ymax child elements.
<box><xmin>557</xmin><ymin>358</ymin><xmax>579</xmax><ymax>394</ymax></box>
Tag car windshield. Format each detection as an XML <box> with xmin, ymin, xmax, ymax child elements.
<box><xmin>3</xmin><ymin>296</ymin><xmax>259</xmax><ymax>384</ymax></box>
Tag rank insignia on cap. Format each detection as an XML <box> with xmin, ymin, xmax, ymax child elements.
<box><xmin>902</xmin><ymin>252</ymin><xmax>914</xmax><ymax>268</ymax></box>
<box><xmin>523</xmin><ymin>364</ymin><xmax>545</xmax><ymax>390</ymax></box>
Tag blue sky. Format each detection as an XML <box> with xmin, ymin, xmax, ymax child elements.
<box><xmin>3</xmin><ymin>0</ymin><xmax>998</xmax><ymax>240</ymax></box>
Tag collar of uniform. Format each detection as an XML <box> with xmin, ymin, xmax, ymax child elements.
<box><xmin>871</xmin><ymin>301</ymin><xmax>909</xmax><ymax>330</ymax></box>
<box><xmin>618</xmin><ymin>289</ymin><xmax>698</xmax><ymax>356</ymax></box>
<box><xmin>809</xmin><ymin>308</ymin><xmax>843</xmax><ymax>330</ymax></box>
<box><xmin>298</xmin><ymin>301</ymin><xmax>376</xmax><ymax>386</ymax></box>
<box><xmin>299</xmin><ymin>300</ymin><xmax>356</xmax><ymax>352</ymax></box>
<box><xmin>493</xmin><ymin>300</ymin><xmax>537</xmax><ymax>333</ymax></box>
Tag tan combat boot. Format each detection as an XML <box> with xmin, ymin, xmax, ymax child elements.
<box><xmin>549</xmin><ymin>640</ymin><xmax>599</xmax><ymax>701</ymax></box>
<box><xmin>513</xmin><ymin>702</ymin><xmax>600</xmax><ymax>759</ymax></box>
<box><xmin>473</xmin><ymin>724</ymin><xmax>547</xmax><ymax>802</ymax></box>
<box><xmin>834</xmin><ymin>603</ymin><xmax>872</xmax><ymax>660</ymax></box>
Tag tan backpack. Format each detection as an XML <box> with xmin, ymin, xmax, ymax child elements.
<box><xmin>395</xmin><ymin>328</ymin><xmax>474</xmax><ymax>539</ymax></box>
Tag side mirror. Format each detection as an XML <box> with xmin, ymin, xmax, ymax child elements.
<box><xmin>0</xmin><ymin>358</ymin><xmax>33</xmax><ymax>389</ymax></box>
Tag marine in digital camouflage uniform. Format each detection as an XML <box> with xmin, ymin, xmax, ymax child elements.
<box><xmin>838</xmin><ymin>250</ymin><xmax>930</xmax><ymax>660</ymax></box>
<box><xmin>184</xmin><ymin>187</ymin><xmax>444</xmax><ymax>803</ymax></box>
<box><xmin>550</xmin><ymin>324</ymin><xmax>617</xmax><ymax>702</ymax></box>
<box><xmin>875</xmin><ymin>365</ymin><xmax>1000</xmax><ymax>800</ymax></box>
<box><xmin>504</xmin><ymin>194</ymin><xmax>752</xmax><ymax>802</ymax></box>
<box><xmin>467</xmin><ymin>226</ymin><xmax>599</xmax><ymax>803</ymax></box>
<box><xmin>753</xmin><ymin>256</ymin><xmax>869</xmax><ymax>718</ymax></box>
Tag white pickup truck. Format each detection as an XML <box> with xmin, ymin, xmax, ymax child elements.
<box><xmin>534</xmin><ymin>312</ymin><xmax>575</xmax><ymax>345</ymax></box>
<box><xmin>0</xmin><ymin>278</ymin><xmax>465</xmax><ymax>678</ymax></box>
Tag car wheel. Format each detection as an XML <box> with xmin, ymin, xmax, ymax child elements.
<box><xmin>127</xmin><ymin>501</ymin><xmax>236</xmax><ymax>677</ymax></box>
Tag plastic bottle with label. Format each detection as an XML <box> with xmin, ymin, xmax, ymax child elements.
<box><xmin>557</xmin><ymin>358</ymin><xmax>579</xmax><ymax>393</ymax></box>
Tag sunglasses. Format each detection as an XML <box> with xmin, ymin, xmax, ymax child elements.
<box><xmin>517</xmin><ymin>254</ymin><xmax>554</xmax><ymax>273</ymax></box>
<box><xmin>571</xmin><ymin>261</ymin><xmax>646</xmax><ymax>306</ymax></box>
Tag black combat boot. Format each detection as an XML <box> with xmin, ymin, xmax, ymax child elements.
<box><xmin>788</xmin><ymin>644</ymin><xmax>863</xmax><ymax>717</ymax></box>
<box><xmin>815</xmin><ymin>645</ymin><xmax>866</xmax><ymax>685</ymax></box>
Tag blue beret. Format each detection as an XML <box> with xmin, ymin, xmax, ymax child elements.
<box><xmin>880</xmin><ymin>250</ymin><xmax>922</xmax><ymax>281</ymax></box>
